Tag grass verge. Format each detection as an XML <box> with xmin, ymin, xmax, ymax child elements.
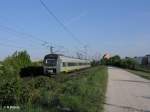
<box><xmin>0</xmin><ymin>66</ymin><xmax>108</xmax><ymax>112</ymax></box>
<box><xmin>127</xmin><ymin>69</ymin><xmax>150</xmax><ymax>80</ymax></box>
<box><xmin>58</xmin><ymin>66</ymin><xmax>108</xmax><ymax>112</ymax></box>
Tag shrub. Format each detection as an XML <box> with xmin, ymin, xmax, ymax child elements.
<box><xmin>0</xmin><ymin>77</ymin><xmax>21</xmax><ymax>107</ymax></box>
<box><xmin>0</xmin><ymin>51</ymin><xmax>32</xmax><ymax>108</ymax></box>
<box><xmin>2</xmin><ymin>51</ymin><xmax>31</xmax><ymax>77</ymax></box>
<box><xmin>58</xmin><ymin>67</ymin><xmax>107</xmax><ymax>112</ymax></box>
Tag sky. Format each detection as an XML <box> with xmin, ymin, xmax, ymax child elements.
<box><xmin>0</xmin><ymin>0</ymin><xmax>150</xmax><ymax>60</ymax></box>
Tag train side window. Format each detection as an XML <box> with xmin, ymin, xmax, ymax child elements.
<box><xmin>68</xmin><ymin>63</ymin><xmax>73</xmax><ymax>66</ymax></box>
<box><xmin>68</xmin><ymin>62</ymin><xmax>77</xmax><ymax>66</ymax></box>
<box><xmin>63</xmin><ymin>62</ymin><xmax>66</xmax><ymax>67</ymax></box>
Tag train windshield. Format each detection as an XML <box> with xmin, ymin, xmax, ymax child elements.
<box><xmin>45</xmin><ymin>59</ymin><xmax>57</xmax><ymax>66</ymax></box>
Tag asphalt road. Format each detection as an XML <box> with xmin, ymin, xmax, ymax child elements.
<box><xmin>105</xmin><ymin>67</ymin><xmax>150</xmax><ymax>112</ymax></box>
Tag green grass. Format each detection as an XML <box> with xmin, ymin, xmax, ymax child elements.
<box><xmin>58</xmin><ymin>66</ymin><xmax>108</xmax><ymax>112</ymax></box>
<box><xmin>0</xmin><ymin>66</ymin><xmax>108</xmax><ymax>112</ymax></box>
<box><xmin>134</xmin><ymin>65</ymin><xmax>150</xmax><ymax>73</ymax></box>
<box><xmin>127</xmin><ymin>69</ymin><xmax>150</xmax><ymax>80</ymax></box>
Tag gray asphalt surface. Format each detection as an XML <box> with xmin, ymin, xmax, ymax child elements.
<box><xmin>105</xmin><ymin>67</ymin><xmax>150</xmax><ymax>112</ymax></box>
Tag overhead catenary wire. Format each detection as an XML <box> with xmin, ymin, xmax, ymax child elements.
<box><xmin>0</xmin><ymin>24</ymin><xmax>48</xmax><ymax>44</ymax></box>
<box><xmin>2</xmin><ymin>38</ymin><xmax>46</xmax><ymax>51</ymax></box>
<box><xmin>0</xmin><ymin>24</ymin><xmax>68</xmax><ymax>54</ymax></box>
<box><xmin>39</xmin><ymin>0</ymin><xmax>83</xmax><ymax>45</ymax></box>
<box><xmin>0</xmin><ymin>41</ymin><xmax>25</xmax><ymax>49</ymax></box>
<box><xmin>0</xmin><ymin>39</ymin><xmax>45</xmax><ymax>51</ymax></box>
<box><xmin>0</xmin><ymin>24</ymin><xmax>55</xmax><ymax>53</ymax></box>
<box><xmin>0</xmin><ymin>0</ymin><xmax>86</xmax><ymax>55</ymax></box>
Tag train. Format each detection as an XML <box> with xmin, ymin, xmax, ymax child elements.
<box><xmin>43</xmin><ymin>54</ymin><xmax>91</xmax><ymax>75</ymax></box>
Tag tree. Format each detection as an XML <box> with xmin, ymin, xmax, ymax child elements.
<box><xmin>110</xmin><ymin>55</ymin><xmax>121</xmax><ymax>66</ymax></box>
<box><xmin>0</xmin><ymin>50</ymin><xmax>32</xmax><ymax>107</ymax></box>
<box><xmin>124</xmin><ymin>57</ymin><xmax>137</xmax><ymax>69</ymax></box>
<box><xmin>100</xmin><ymin>54</ymin><xmax>138</xmax><ymax>70</ymax></box>
<box><xmin>2</xmin><ymin>50</ymin><xmax>31</xmax><ymax>77</ymax></box>
<box><xmin>100</xmin><ymin>55</ymin><xmax>121</xmax><ymax>66</ymax></box>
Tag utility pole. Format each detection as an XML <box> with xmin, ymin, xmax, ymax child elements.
<box><xmin>50</xmin><ymin>46</ymin><xmax>54</xmax><ymax>54</ymax></box>
<box><xmin>84</xmin><ymin>45</ymin><xmax>88</xmax><ymax>59</ymax></box>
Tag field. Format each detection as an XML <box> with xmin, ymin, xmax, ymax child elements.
<box><xmin>0</xmin><ymin>66</ymin><xmax>108</xmax><ymax>112</ymax></box>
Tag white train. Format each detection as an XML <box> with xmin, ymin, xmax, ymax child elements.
<box><xmin>43</xmin><ymin>54</ymin><xmax>91</xmax><ymax>74</ymax></box>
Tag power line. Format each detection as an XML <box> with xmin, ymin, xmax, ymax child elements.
<box><xmin>39</xmin><ymin>0</ymin><xmax>83</xmax><ymax>45</ymax></box>
<box><xmin>0</xmin><ymin>24</ymin><xmax>48</xmax><ymax>44</ymax></box>
<box><xmin>0</xmin><ymin>24</ymin><xmax>53</xmax><ymax>52</ymax></box>
<box><xmin>1</xmin><ymin>38</ymin><xmax>46</xmax><ymax>51</ymax></box>
<box><xmin>0</xmin><ymin>39</ymin><xmax>45</xmax><ymax>50</ymax></box>
<box><xmin>0</xmin><ymin>1</ymin><xmax>84</xmax><ymax>55</ymax></box>
<box><xmin>0</xmin><ymin>24</ymin><xmax>68</xmax><ymax>54</ymax></box>
<box><xmin>0</xmin><ymin>41</ymin><xmax>24</xmax><ymax>49</ymax></box>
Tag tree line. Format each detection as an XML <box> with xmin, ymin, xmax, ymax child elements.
<box><xmin>100</xmin><ymin>55</ymin><xmax>138</xmax><ymax>69</ymax></box>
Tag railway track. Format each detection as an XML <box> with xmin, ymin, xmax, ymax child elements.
<box><xmin>52</xmin><ymin>67</ymin><xmax>93</xmax><ymax>81</ymax></box>
<box><xmin>21</xmin><ymin>67</ymin><xmax>93</xmax><ymax>82</ymax></box>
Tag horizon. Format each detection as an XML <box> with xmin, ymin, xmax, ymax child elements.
<box><xmin>0</xmin><ymin>0</ymin><xmax>150</xmax><ymax>60</ymax></box>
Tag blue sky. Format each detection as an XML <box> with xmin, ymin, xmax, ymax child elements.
<box><xmin>0</xmin><ymin>0</ymin><xmax>150</xmax><ymax>60</ymax></box>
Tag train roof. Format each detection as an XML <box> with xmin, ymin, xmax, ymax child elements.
<box><xmin>44</xmin><ymin>54</ymin><xmax>90</xmax><ymax>61</ymax></box>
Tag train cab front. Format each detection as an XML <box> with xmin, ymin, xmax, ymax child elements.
<box><xmin>43</xmin><ymin>54</ymin><xmax>58</xmax><ymax>75</ymax></box>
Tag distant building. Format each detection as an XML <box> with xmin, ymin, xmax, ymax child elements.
<box><xmin>134</xmin><ymin>54</ymin><xmax>150</xmax><ymax>65</ymax></box>
<box><xmin>134</xmin><ymin>57</ymin><xmax>143</xmax><ymax>65</ymax></box>
<box><xmin>142</xmin><ymin>56</ymin><xmax>148</xmax><ymax>65</ymax></box>
<box><xmin>146</xmin><ymin>55</ymin><xmax>150</xmax><ymax>64</ymax></box>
